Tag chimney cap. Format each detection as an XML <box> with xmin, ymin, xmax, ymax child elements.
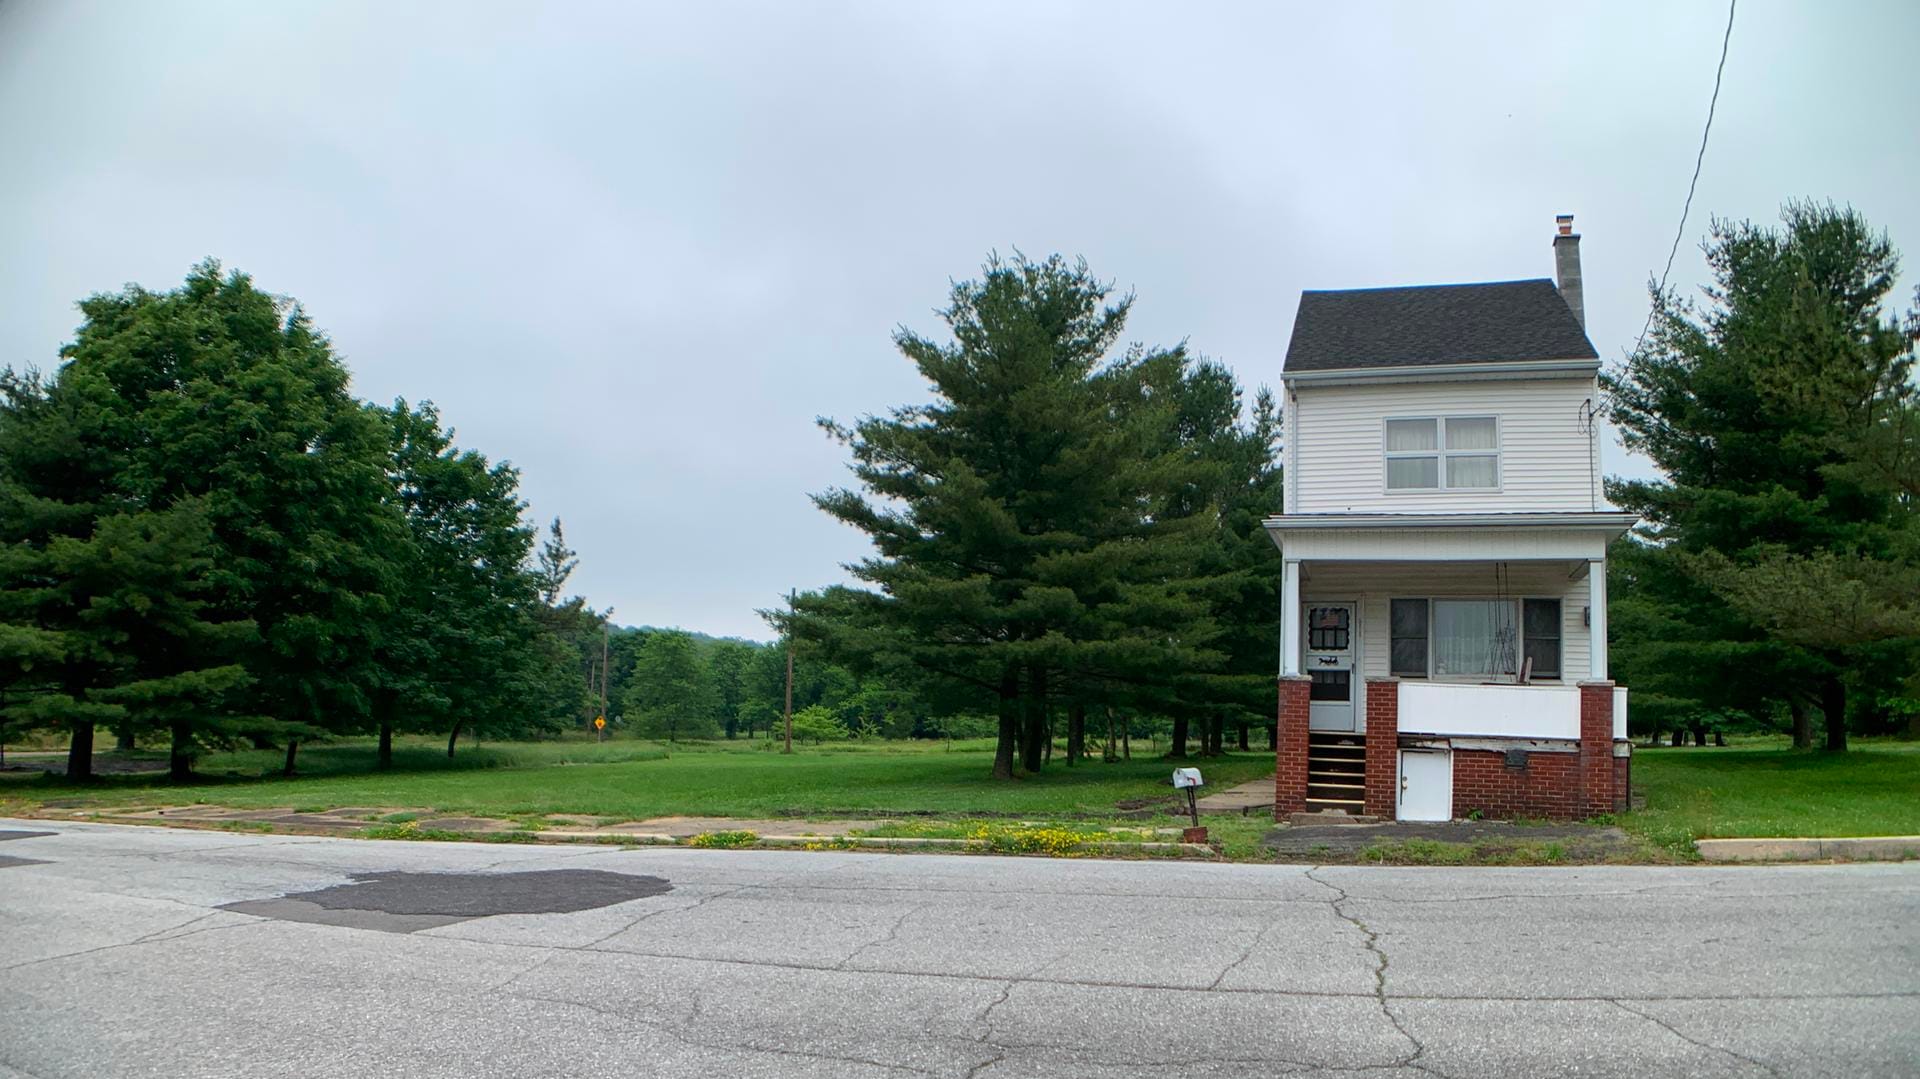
<box><xmin>1556</xmin><ymin>213</ymin><xmax>1576</xmax><ymax>237</ymax></box>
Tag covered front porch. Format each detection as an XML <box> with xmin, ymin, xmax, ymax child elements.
<box><xmin>1265</xmin><ymin>512</ymin><xmax>1636</xmax><ymax>822</ymax></box>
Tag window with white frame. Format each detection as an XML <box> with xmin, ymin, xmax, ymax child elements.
<box><xmin>1387</xmin><ymin>597</ymin><xmax>1562</xmax><ymax>681</ymax></box>
<box><xmin>1383</xmin><ymin>416</ymin><xmax>1500</xmax><ymax>491</ymax></box>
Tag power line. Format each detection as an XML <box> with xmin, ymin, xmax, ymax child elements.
<box><xmin>1627</xmin><ymin>0</ymin><xmax>1737</xmax><ymax>365</ymax></box>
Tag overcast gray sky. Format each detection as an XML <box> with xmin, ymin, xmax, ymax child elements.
<box><xmin>3</xmin><ymin>1</ymin><xmax>1915</xmax><ymax>639</ymax></box>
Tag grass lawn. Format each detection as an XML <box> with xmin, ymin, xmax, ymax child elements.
<box><xmin>0</xmin><ymin>735</ymin><xmax>1277</xmax><ymax>821</ymax></box>
<box><xmin>1626</xmin><ymin>737</ymin><xmax>1920</xmax><ymax>855</ymax></box>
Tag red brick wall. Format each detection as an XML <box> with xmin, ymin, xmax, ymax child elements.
<box><xmin>1275</xmin><ymin>677</ymin><xmax>1311</xmax><ymax>818</ymax></box>
<box><xmin>1578</xmin><ymin>682</ymin><xmax>1615</xmax><ymax>818</ymax></box>
<box><xmin>1363</xmin><ymin>678</ymin><xmax>1398</xmax><ymax>818</ymax></box>
<box><xmin>1451</xmin><ymin>749</ymin><xmax>1583</xmax><ymax>820</ymax></box>
<box><xmin>1613</xmin><ymin>751</ymin><xmax>1631</xmax><ymax>814</ymax></box>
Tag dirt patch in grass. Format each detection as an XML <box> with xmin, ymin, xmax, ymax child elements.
<box><xmin>1262</xmin><ymin>818</ymin><xmax>1662</xmax><ymax>865</ymax></box>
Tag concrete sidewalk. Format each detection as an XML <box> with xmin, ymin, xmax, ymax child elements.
<box><xmin>1193</xmin><ymin>775</ymin><xmax>1275</xmax><ymax>815</ymax></box>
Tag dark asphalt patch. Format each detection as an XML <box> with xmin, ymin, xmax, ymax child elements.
<box><xmin>220</xmin><ymin>869</ymin><xmax>674</xmax><ymax>934</ymax></box>
<box><xmin>0</xmin><ymin>829</ymin><xmax>56</xmax><ymax>841</ymax></box>
<box><xmin>0</xmin><ymin>854</ymin><xmax>49</xmax><ymax>868</ymax></box>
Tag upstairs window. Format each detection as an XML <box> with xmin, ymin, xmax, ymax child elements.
<box><xmin>1384</xmin><ymin>416</ymin><xmax>1500</xmax><ymax>491</ymax></box>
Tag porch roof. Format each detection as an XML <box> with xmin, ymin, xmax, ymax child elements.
<box><xmin>1264</xmin><ymin>511</ymin><xmax>1638</xmax><ymax>564</ymax></box>
<box><xmin>1264</xmin><ymin>511</ymin><xmax>1638</xmax><ymax>533</ymax></box>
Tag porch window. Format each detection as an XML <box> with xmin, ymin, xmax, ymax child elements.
<box><xmin>1389</xmin><ymin>597</ymin><xmax>1565</xmax><ymax>682</ymax></box>
<box><xmin>1383</xmin><ymin>416</ymin><xmax>1500</xmax><ymax>491</ymax></box>
<box><xmin>1432</xmin><ymin>600</ymin><xmax>1517</xmax><ymax>679</ymax></box>
<box><xmin>1307</xmin><ymin>606</ymin><xmax>1350</xmax><ymax>650</ymax></box>
<box><xmin>1390</xmin><ymin>599</ymin><xmax>1428</xmax><ymax>677</ymax></box>
<box><xmin>1309</xmin><ymin>670</ymin><xmax>1350</xmax><ymax>702</ymax></box>
<box><xmin>1523</xmin><ymin>598</ymin><xmax>1562</xmax><ymax>679</ymax></box>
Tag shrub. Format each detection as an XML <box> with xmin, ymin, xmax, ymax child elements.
<box><xmin>789</xmin><ymin>706</ymin><xmax>849</xmax><ymax>744</ymax></box>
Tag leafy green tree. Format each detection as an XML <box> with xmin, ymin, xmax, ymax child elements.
<box><xmin>705</xmin><ymin>638</ymin><xmax>757</xmax><ymax>737</ymax></box>
<box><xmin>373</xmin><ymin>400</ymin><xmax>557</xmax><ymax>762</ymax></box>
<box><xmin>621</xmin><ymin>629</ymin><xmax>717</xmax><ymax>741</ymax></box>
<box><xmin>1605</xmin><ymin>203</ymin><xmax>1919</xmax><ymax>750</ymax></box>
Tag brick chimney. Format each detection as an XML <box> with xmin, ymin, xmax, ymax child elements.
<box><xmin>1553</xmin><ymin>214</ymin><xmax>1584</xmax><ymax>328</ymax></box>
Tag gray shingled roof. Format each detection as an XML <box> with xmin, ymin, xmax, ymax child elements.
<box><xmin>1283</xmin><ymin>279</ymin><xmax>1597</xmax><ymax>373</ymax></box>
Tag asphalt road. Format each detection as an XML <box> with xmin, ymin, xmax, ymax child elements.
<box><xmin>1</xmin><ymin>820</ymin><xmax>1915</xmax><ymax>1078</ymax></box>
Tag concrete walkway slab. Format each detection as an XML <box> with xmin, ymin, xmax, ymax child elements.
<box><xmin>1194</xmin><ymin>775</ymin><xmax>1275</xmax><ymax>814</ymax></box>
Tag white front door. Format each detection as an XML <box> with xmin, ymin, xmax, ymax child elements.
<box><xmin>1303</xmin><ymin>602</ymin><xmax>1356</xmax><ymax>732</ymax></box>
<box><xmin>1397</xmin><ymin>749</ymin><xmax>1452</xmax><ymax>821</ymax></box>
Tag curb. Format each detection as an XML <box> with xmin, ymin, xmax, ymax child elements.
<box><xmin>1695</xmin><ymin>835</ymin><xmax>1920</xmax><ymax>863</ymax></box>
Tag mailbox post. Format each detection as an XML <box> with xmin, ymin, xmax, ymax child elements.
<box><xmin>1171</xmin><ymin>767</ymin><xmax>1205</xmax><ymax>841</ymax></box>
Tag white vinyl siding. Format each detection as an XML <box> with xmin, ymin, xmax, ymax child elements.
<box><xmin>1290</xmin><ymin>377</ymin><xmax>1603</xmax><ymax>512</ymax></box>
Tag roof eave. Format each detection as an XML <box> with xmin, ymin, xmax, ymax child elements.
<box><xmin>1279</xmin><ymin>357</ymin><xmax>1601</xmax><ymax>385</ymax></box>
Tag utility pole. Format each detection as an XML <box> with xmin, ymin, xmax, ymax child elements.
<box><xmin>601</xmin><ymin>619</ymin><xmax>610</xmax><ymax>730</ymax></box>
<box><xmin>783</xmin><ymin>590</ymin><xmax>795</xmax><ymax>755</ymax></box>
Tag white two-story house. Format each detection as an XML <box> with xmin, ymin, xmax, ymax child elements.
<box><xmin>1267</xmin><ymin>216</ymin><xmax>1636</xmax><ymax>823</ymax></box>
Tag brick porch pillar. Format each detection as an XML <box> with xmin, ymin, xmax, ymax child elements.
<box><xmin>1578</xmin><ymin>681</ymin><xmax>1615</xmax><ymax>818</ymax></box>
<box><xmin>1274</xmin><ymin>676</ymin><xmax>1311</xmax><ymax>818</ymax></box>
<box><xmin>1364</xmin><ymin>677</ymin><xmax>1399</xmax><ymax>818</ymax></box>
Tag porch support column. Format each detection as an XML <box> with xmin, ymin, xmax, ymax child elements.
<box><xmin>1587</xmin><ymin>558</ymin><xmax>1608</xmax><ymax>680</ymax></box>
<box><xmin>1274</xmin><ymin>676</ymin><xmax>1311</xmax><ymax>819</ymax></box>
<box><xmin>1279</xmin><ymin>559</ymin><xmax>1301</xmax><ymax>676</ymax></box>
<box><xmin>1363</xmin><ymin>677</ymin><xmax>1399</xmax><ymax>819</ymax></box>
<box><xmin>1578</xmin><ymin>681</ymin><xmax>1616</xmax><ymax>818</ymax></box>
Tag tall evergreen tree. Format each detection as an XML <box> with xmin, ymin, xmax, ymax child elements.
<box><xmin>1605</xmin><ymin>203</ymin><xmax>1919</xmax><ymax>749</ymax></box>
<box><xmin>0</xmin><ymin>340</ymin><xmax>262</xmax><ymax>778</ymax></box>
<box><xmin>806</xmin><ymin>253</ymin><xmax>1243</xmax><ymax>776</ymax></box>
<box><xmin>43</xmin><ymin>263</ymin><xmax>403</xmax><ymax>770</ymax></box>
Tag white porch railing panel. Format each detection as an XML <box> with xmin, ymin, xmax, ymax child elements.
<box><xmin>1613</xmin><ymin>687</ymin><xmax>1628</xmax><ymax>741</ymax></box>
<box><xmin>1398</xmin><ymin>682</ymin><xmax>1581</xmax><ymax>740</ymax></box>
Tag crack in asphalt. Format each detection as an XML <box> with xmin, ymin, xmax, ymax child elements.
<box><xmin>478</xmin><ymin>885</ymin><xmax>749</xmax><ymax>995</ymax></box>
<box><xmin>513</xmin><ymin>990</ymin><xmax>939</xmax><ymax>1076</ymax></box>
<box><xmin>962</xmin><ymin>981</ymin><xmax>1014</xmax><ymax>1079</ymax></box>
<box><xmin>1306</xmin><ymin>866</ymin><xmax>1440</xmax><ymax>1078</ymax></box>
<box><xmin>1611</xmin><ymin>1000</ymin><xmax>1785</xmax><ymax>1078</ymax></box>
<box><xmin>0</xmin><ymin>915</ymin><xmax>254</xmax><ymax>974</ymax></box>
<box><xmin>442</xmin><ymin>924</ymin><xmax>1920</xmax><ymax>1004</ymax></box>
<box><xmin>1207</xmin><ymin>914</ymin><xmax>1282</xmax><ymax>990</ymax></box>
<box><xmin>836</xmin><ymin>903</ymin><xmax>926</xmax><ymax>970</ymax></box>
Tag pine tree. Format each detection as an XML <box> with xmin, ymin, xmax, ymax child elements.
<box><xmin>44</xmin><ymin>263</ymin><xmax>405</xmax><ymax>769</ymax></box>
<box><xmin>807</xmin><ymin>253</ymin><xmax>1252</xmax><ymax>776</ymax></box>
<box><xmin>535</xmin><ymin>518</ymin><xmax>580</xmax><ymax>607</ymax></box>
<box><xmin>1604</xmin><ymin>203</ymin><xmax>1920</xmax><ymax>749</ymax></box>
<box><xmin>0</xmin><ymin>364</ymin><xmax>259</xmax><ymax>779</ymax></box>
